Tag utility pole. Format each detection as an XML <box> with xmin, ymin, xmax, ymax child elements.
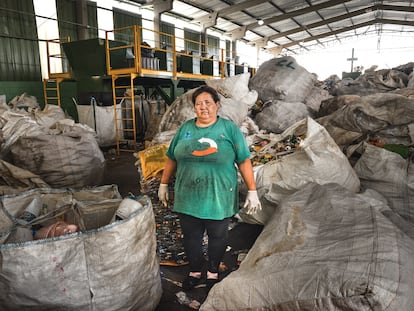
<box><xmin>347</xmin><ymin>48</ymin><xmax>358</xmax><ymax>72</ymax></box>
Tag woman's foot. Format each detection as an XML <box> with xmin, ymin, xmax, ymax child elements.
<box><xmin>206</xmin><ymin>271</ymin><xmax>219</xmax><ymax>292</ymax></box>
<box><xmin>182</xmin><ymin>272</ymin><xmax>201</xmax><ymax>291</ymax></box>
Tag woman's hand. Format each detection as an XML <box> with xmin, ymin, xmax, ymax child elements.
<box><xmin>244</xmin><ymin>190</ymin><xmax>262</xmax><ymax>214</ymax></box>
<box><xmin>158</xmin><ymin>183</ymin><xmax>169</xmax><ymax>207</ymax></box>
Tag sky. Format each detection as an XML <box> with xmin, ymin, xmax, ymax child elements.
<box><xmin>292</xmin><ymin>30</ymin><xmax>414</xmax><ymax>81</ymax></box>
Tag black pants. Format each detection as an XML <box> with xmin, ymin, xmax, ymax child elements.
<box><xmin>178</xmin><ymin>213</ymin><xmax>230</xmax><ymax>273</ymax></box>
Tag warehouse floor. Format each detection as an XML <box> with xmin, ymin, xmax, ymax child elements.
<box><xmin>102</xmin><ymin>150</ymin><xmax>263</xmax><ymax>310</ymax></box>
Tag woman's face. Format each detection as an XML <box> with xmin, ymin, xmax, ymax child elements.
<box><xmin>194</xmin><ymin>92</ymin><xmax>220</xmax><ymax>124</ymax></box>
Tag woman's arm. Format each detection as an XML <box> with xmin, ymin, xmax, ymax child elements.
<box><xmin>237</xmin><ymin>158</ymin><xmax>256</xmax><ymax>191</ymax></box>
<box><xmin>160</xmin><ymin>157</ymin><xmax>177</xmax><ymax>184</ymax></box>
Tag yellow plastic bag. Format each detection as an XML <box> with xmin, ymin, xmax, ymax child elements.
<box><xmin>139</xmin><ymin>144</ymin><xmax>168</xmax><ymax>180</ymax></box>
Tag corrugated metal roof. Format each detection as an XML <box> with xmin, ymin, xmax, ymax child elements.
<box><xmin>133</xmin><ymin>0</ymin><xmax>414</xmax><ymax>54</ymax></box>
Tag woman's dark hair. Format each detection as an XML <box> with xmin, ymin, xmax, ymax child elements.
<box><xmin>191</xmin><ymin>85</ymin><xmax>220</xmax><ymax>105</ymax></box>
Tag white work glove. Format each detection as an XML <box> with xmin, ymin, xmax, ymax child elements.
<box><xmin>243</xmin><ymin>190</ymin><xmax>262</xmax><ymax>215</ymax></box>
<box><xmin>158</xmin><ymin>183</ymin><xmax>169</xmax><ymax>207</ymax></box>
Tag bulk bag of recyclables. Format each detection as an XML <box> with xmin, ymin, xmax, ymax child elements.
<box><xmin>0</xmin><ymin>186</ymin><xmax>162</xmax><ymax>310</ymax></box>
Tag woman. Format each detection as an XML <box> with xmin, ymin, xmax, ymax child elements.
<box><xmin>158</xmin><ymin>85</ymin><xmax>261</xmax><ymax>292</ymax></box>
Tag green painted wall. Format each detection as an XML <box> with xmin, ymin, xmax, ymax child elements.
<box><xmin>0</xmin><ymin>81</ymin><xmax>44</xmax><ymax>104</ymax></box>
<box><xmin>60</xmin><ymin>81</ymin><xmax>79</xmax><ymax>122</ymax></box>
<box><xmin>0</xmin><ymin>81</ymin><xmax>78</xmax><ymax>121</ymax></box>
<box><xmin>0</xmin><ymin>0</ymin><xmax>41</xmax><ymax>81</ymax></box>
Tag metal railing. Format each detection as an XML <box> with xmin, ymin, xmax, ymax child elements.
<box><xmin>105</xmin><ymin>25</ymin><xmax>255</xmax><ymax>79</ymax></box>
<box><xmin>45</xmin><ymin>37</ymin><xmax>72</xmax><ymax>79</ymax></box>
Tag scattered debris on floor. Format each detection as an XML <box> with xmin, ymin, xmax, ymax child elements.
<box><xmin>176</xmin><ymin>291</ymin><xmax>201</xmax><ymax>309</ymax></box>
<box><xmin>154</xmin><ymin>203</ymin><xmax>188</xmax><ymax>266</ymax></box>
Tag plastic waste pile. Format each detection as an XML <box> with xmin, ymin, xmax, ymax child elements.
<box><xmin>3</xmin><ymin>194</ymin><xmax>79</xmax><ymax>244</ymax></box>
<box><xmin>134</xmin><ymin>147</ymin><xmax>189</xmax><ymax>266</ymax></box>
<box><xmin>249</xmin><ymin>134</ymin><xmax>305</xmax><ymax>165</ymax></box>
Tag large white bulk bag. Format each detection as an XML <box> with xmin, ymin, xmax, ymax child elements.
<box><xmin>9</xmin><ymin>120</ymin><xmax>105</xmax><ymax>189</ymax></box>
<box><xmin>202</xmin><ymin>183</ymin><xmax>414</xmax><ymax>310</ymax></box>
<box><xmin>354</xmin><ymin>143</ymin><xmax>414</xmax><ymax>224</ymax></box>
<box><xmin>249</xmin><ymin>56</ymin><xmax>316</xmax><ymax>103</ymax></box>
<box><xmin>0</xmin><ymin>187</ymin><xmax>162</xmax><ymax>310</ymax></box>
<box><xmin>239</xmin><ymin>117</ymin><xmax>360</xmax><ymax>225</ymax></box>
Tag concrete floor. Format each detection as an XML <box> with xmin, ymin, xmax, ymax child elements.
<box><xmin>102</xmin><ymin>150</ymin><xmax>263</xmax><ymax>310</ymax></box>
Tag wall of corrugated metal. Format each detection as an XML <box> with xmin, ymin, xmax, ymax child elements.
<box><xmin>160</xmin><ymin>21</ymin><xmax>174</xmax><ymax>48</ymax></box>
<box><xmin>57</xmin><ymin>0</ymin><xmax>78</xmax><ymax>40</ymax></box>
<box><xmin>56</xmin><ymin>0</ymin><xmax>98</xmax><ymax>41</ymax></box>
<box><xmin>86</xmin><ymin>2</ymin><xmax>97</xmax><ymax>39</ymax></box>
<box><xmin>184</xmin><ymin>29</ymin><xmax>200</xmax><ymax>53</ymax></box>
<box><xmin>113</xmin><ymin>7</ymin><xmax>142</xmax><ymax>30</ymax></box>
<box><xmin>0</xmin><ymin>0</ymin><xmax>41</xmax><ymax>81</ymax></box>
<box><xmin>207</xmin><ymin>35</ymin><xmax>219</xmax><ymax>57</ymax></box>
<box><xmin>113</xmin><ymin>7</ymin><xmax>142</xmax><ymax>43</ymax></box>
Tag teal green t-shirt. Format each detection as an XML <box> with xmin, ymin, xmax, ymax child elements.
<box><xmin>166</xmin><ymin>117</ymin><xmax>251</xmax><ymax>220</ymax></box>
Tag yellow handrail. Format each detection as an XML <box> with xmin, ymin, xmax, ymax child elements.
<box><xmin>105</xmin><ymin>25</ymin><xmax>254</xmax><ymax>79</ymax></box>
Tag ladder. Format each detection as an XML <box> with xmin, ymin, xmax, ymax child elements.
<box><xmin>43</xmin><ymin>78</ymin><xmax>63</xmax><ymax>107</ymax></box>
<box><xmin>112</xmin><ymin>73</ymin><xmax>139</xmax><ymax>154</ymax></box>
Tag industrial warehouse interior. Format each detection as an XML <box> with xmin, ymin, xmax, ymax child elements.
<box><xmin>1</xmin><ymin>0</ymin><xmax>414</xmax><ymax>310</ymax></box>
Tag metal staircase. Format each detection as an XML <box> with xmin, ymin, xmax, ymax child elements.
<box><xmin>43</xmin><ymin>38</ymin><xmax>72</xmax><ymax>108</ymax></box>
<box><xmin>112</xmin><ymin>73</ymin><xmax>139</xmax><ymax>154</ymax></box>
<box><xmin>43</xmin><ymin>78</ymin><xmax>64</xmax><ymax>107</ymax></box>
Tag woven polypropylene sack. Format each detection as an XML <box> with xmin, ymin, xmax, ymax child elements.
<box><xmin>0</xmin><ymin>189</ymin><xmax>162</xmax><ymax>311</ymax></box>
<box><xmin>201</xmin><ymin>183</ymin><xmax>414</xmax><ymax>311</ymax></box>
